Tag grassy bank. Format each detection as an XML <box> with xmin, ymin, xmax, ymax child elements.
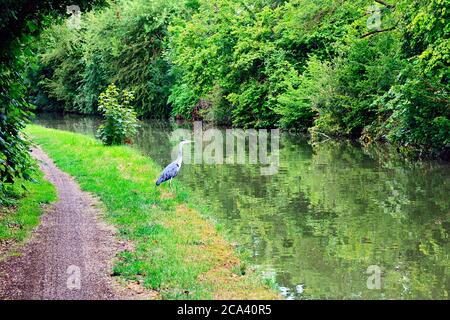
<box><xmin>26</xmin><ymin>124</ymin><xmax>279</xmax><ymax>300</ymax></box>
<box><xmin>0</xmin><ymin>170</ymin><xmax>56</xmax><ymax>259</ymax></box>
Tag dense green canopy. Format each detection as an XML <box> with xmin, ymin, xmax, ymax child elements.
<box><xmin>30</xmin><ymin>0</ymin><xmax>449</xmax><ymax>156</ymax></box>
<box><xmin>1</xmin><ymin>0</ymin><xmax>449</xmax><ymax>201</ymax></box>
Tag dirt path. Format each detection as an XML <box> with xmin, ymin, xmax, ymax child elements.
<box><xmin>0</xmin><ymin>147</ymin><xmax>122</xmax><ymax>300</ymax></box>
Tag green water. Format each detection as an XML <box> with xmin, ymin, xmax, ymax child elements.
<box><xmin>35</xmin><ymin>113</ymin><xmax>450</xmax><ymax>299</ymax></box>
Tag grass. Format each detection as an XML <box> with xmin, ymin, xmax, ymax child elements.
<box><xmin>0</xmin><ymin>169</ymin><xmax>57</xmax><ymax>259</ymax></box>
<box><xmin>26</xmin><ymin>124</ymin><xmax>280</xmax><ymax>300</ymax></box>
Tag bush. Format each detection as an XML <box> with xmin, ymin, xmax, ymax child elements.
<box><xmin>198</xmin><ymin>85</ymin><xmax>232</xmax><ymax>125</ymax></box>
<box><xmin>380</xmin><ymin>71</ymin><xmax>450</xmax><ymax>157</ymax></box>
<box><xmin>308</xmin><ymin>32</ymin><xmax>405</xmax><ymax>137</ymax></box>
<box><xmin>97</xmin><ymin>84</ymin><xmax>139</xmax><ymax>146</ymax></box>
<box><xmin>275</xmin><ymin>57</ymin><xmax>326</xmax><ymax>129</ymax></box>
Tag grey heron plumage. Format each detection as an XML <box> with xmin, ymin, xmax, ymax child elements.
<box><xmin>156</xmin><ymin>140</ymin><xmax>193</xmax><ymax>187</ymax></box>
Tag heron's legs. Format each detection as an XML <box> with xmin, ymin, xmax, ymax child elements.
<box><xmin>169</xmin><ymin>178</ymin><xmax>172</xmax><ymax>191</ymax></box>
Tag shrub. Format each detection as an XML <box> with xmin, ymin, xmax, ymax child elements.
<box><xmin>97</xmin><ymin>84</ymin><xmax>139</xmax><ymax>146</ymax></box>
<box><xmin>198</xmin><ymin>85</ymin><xmax>232</xmax><ymax>125</ymax></box>
<box><xmin>380</xmin><ymin>71</ymin><xmax>450</xmax><ymax>157</ymax></box>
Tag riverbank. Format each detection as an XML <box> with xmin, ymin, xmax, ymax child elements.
<box><xmin>25</xmin><ymin>125</ymin><xmax>279</xmax><ymax>299</ymax></box>
<box><xmin>0</xmin><ymin>168</ymin><xmax>56</xmax><ymax>260</ymax></box>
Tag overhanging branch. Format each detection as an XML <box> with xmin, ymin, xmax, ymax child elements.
<box><xmin>374</xmin><ymin>0</ymin><xmax>395</xmax><ymax>8</ymax></box>
<box><xmin>361</xmin><ymin>21</ymin><xmax>399</xmax><ymax>38</ymax></box>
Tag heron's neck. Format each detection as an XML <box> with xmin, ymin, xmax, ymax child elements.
<box><xmin>176</xmin><ymin>143</ymin><xmax>184</xmax><ymax>166</ymax></box>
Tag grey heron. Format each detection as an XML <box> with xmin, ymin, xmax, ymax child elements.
<box><xmin>155</xmin><ymin>139</ymin><xmax>193</xmax><ymax>188</ymax></box>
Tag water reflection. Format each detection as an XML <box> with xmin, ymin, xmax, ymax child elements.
<box><xmin>35</xmin><ymin>113</ymin><xmax>450</xmax><ymax>299</ymax></box>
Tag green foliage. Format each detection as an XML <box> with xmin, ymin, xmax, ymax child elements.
<box><xmin>0</xmin><ymin>0</ymin><xmax>106</xmax><ymax>203</ymax></box>
<box><xmin>378</xmin><ymin>69</ymin><xmax>450</xmax><ymax>157</ymax></box>
<box><xmin>197</xmin><ymin>85</ymin><xmax>232</xmax><ymax>125</ymax></box>
<box><xmin>169</xmin><ymin>0</ymin><xmax>289</xmax><ymax>127</ymax></box>
<box><xmin>97</xmin><ymin>84</ymin><xmax>139</xmax><ymax>146</ymax></box>
<box><xmin>37</xmin><ymin>25</ymin><xmax>84</xmax><ymax>112</ymax></box>
<box><xmin>34</xmin><ymin>0</ymin><xmax>190</xmax><ymax>117</ymax></box>
<box><xmin>275</xmin><ymin>57</ymin><xmax>327</xmax><ymax>129</ymax></box>
<box><xmin>168</xmin><ymin>0</ymin><xmax>363</xmax><ymax>127</ymax></box>
<box><xmin>108</xmin><ymin>0</ymin><xmax>180</xmax><ymax>118</ymax></box>
<box><xmin>168</xmin><ymin>0</ymin><xmax>449</xmax><ymax>156</ymax></box>
<box><xmin>0</xmin><ymin>40</ymin><xmax>38</xmax><ymax>203</ymax></box>
<box><xmin>19</xmin><ymin>0</ymin><xmax>450</xmax><ymax>157</ymax></box>
<box><xmin>309</xmin><ymin>32</ymin><xmax>405</xmax><ymax>137</ymax></box>
<box><xmin>0</xmin><ymin>56</ymin><xmax>35</xmax><ymax>203</ymax></box>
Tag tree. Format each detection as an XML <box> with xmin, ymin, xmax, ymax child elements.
<box><xmin>0</xmin><ymin>0</ymin><xmax>105</xmax><ymax>202</ymax></box>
